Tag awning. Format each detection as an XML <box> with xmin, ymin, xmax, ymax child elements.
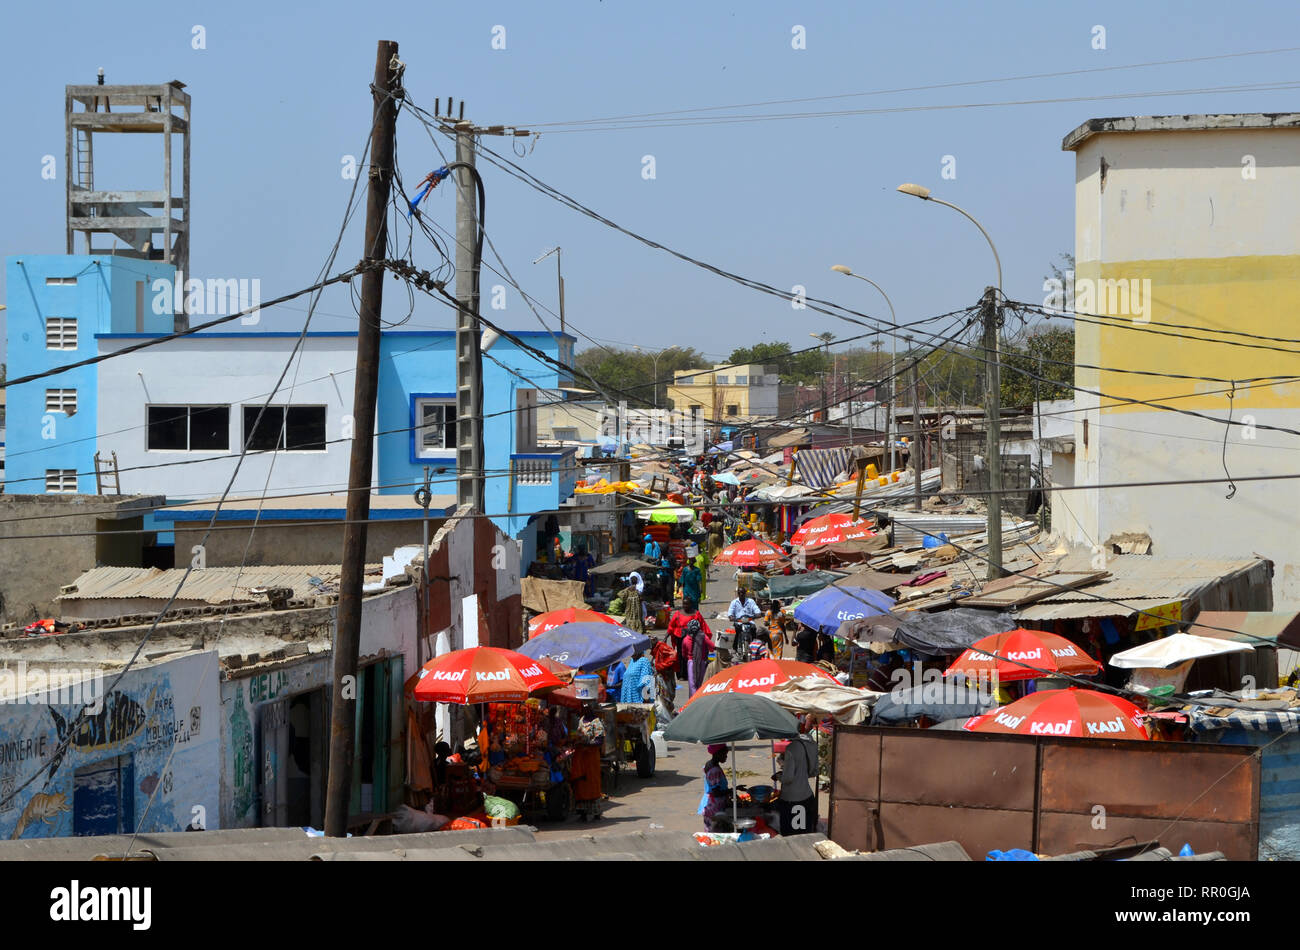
<box><xmin>521</xmin><ymin>577</ymin><xmax>589</xmax><ymax>614</ymax></box>
<box><xmin>1109</xmin><ymin>632</ymin><xmax>1255</xmax><ymax>669</ymax></box>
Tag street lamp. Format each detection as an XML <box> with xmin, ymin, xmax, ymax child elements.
<box><xmin>897</xmin><ymin>182</ymin><xmax>1004</xmax><ymax>578</ymax></box>
<box><xmin>895</xmin><ymin>184</ymin><xmax>1002</xmax><ymax>291</ymax></box>
<box><xmin>532</xmin><ymin>246</ymin><xmax>566</xmax><ymax>334</ymax></box>
<box><xmin>634</xmin><ymin>345</ymin><xmax>664</xmax><ymax>410</ymax></box>
<box><xmin>831</xmin><ymin>265</ymin><xmax>897</xmax><ymax>474</ymax></box>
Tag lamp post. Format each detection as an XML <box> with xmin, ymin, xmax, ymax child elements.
<box><xmin>896</xmin><ymin>182</ymin><xmax>1004</xmax><ymax>579</ymax></box>
<box><xmin>831</xmin><ymin>265</ymin><xmax>897</xmax><ymax>474</ymax></box>
<box><xmin>633</xmin><ymin>345</ymin><xmax>665</xmax><ymax>410</ymax></box>
<box><xmin>532</xmin><ymin>246</ymin><xmax>566</xmax><ymax>335</ymax></box>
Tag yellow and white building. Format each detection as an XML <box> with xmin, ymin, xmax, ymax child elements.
<box><xmin>1055</xmin><ymin>113</ymin><xmax>1300</xmax><ymax>607</ymax></box>
<box><xmin>666</xmin><ymin>363</ymin><xmax>781</xmax><ymax>420</ymax></box>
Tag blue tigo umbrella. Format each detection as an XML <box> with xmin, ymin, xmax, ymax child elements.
<box><xmin>793</xmin><ymin>585</ymin><xmax>896</xmax><ymax>636</ymax></box>
<box><xmin>516</xmin><ymin>621</ymin><xmax>652</xmax><ymax>672</ymax></box>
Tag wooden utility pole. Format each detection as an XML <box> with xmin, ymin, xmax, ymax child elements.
<box><xmin>325</xmin><ymin>40</ymin><xmax>399</xmax><ymax>838</ymax></box>
<box><xmin>982</xmin><ymin>286</ymin><xmax>1004</xmax><ymax>580</ymax></box>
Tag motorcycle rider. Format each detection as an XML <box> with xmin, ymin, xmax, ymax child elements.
<box><xmin>727</xmin><ymin>586</ymin><xmax>762</xmax><ymax>663</ymax></box>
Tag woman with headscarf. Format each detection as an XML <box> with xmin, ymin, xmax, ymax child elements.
<box><xmin>683</xmin><ymin>617</ymin><xmax>716</xmax><ymax>697</ymax></box>
<box><xmin>620</xmin><ymin>572</ymin><xmax>646</xmax><ymax>634</ymax></box>
<box><xmin>700</xmin><ymin>743</ymin><xmax>731</xmax><ymax>831</ymax></box>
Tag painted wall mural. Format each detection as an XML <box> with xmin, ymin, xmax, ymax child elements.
<box><xmin>0</xmin><ymin>652</ymin><xmax>221</xmax><ymax>839</ymax></box>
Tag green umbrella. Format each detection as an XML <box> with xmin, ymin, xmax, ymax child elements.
<box><xmin>664</xmin><ymin>693</ymin><xmax>800</xmax><ymax>833</ymax></box>
<box><xmin>664</xmin><ymin>692</ymin><xmax>800</xmax><ymax>743</ymax></box>
<box><xmin>637</xmin><ymin>500</ymin><xmax>695</xmax><ymax>524</ymax></box>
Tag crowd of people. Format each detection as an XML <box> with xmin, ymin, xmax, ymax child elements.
<box><xmin>595</xmin><ymin>451</ymin><xmax>844</xmax><ymax>837</ymax></box>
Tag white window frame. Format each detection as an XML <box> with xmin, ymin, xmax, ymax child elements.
<box><xmin>45</xmin><ymin>277</ymin><xmax>77</xmax><ymax>286</ymax></box>
<box><xmin>415</xmin><ymin>398</ymin><xmax>457</xmax><ymax>458</ymax></box>
<box><xmin>46</xmin><ymin>318</ymin><xmax>78</xmax><ymax>350</ymax></box>
<box><xmin>735</xmin><ymin>375</ymin><xmax>748</xmax><ymax>385</ymax></box>
<box><xmin>45</xmin><ymin>389</ymin><xmax>77</xmax><ymax>414</ymax></box>
<box><xmin>45</xmin><ymin>469</ymin><xmax>77</xmax><ymax>493</ymax></box>
<box><xmin>715</xmin><ymin>375</ymin><xmax>729</xmax><ymax>385</ymax></box>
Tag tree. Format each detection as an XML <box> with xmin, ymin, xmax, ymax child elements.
<box><xmin>999</xmin><ymin>326</ymin><xmax>1075</xmax><ymax>407</ymax></box>
<box><xmin>573</xmin><ymin>345</ymin><xmax>705</xmax><ymax>408</ymax></box>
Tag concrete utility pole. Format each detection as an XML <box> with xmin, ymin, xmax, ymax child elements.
<box><xmin>982</xmin><ymin>286</ymin><xmax>1004</xmax><ymax>579</ymax></box>
<box><xmin>326</xmin><ymin>39</ymin><xmax>399</xmax><ymax>838</ymax></box>
<box><xmin>908</xmin><ymin>335</ymin><xmax>922</xmax><ymax>512</ymax></box>
<box><xmin>454</xmin><ymin>120</ymin><xmax>485</xmax><ymax>511</ymax></box>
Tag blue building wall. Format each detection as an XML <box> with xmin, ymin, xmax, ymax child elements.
<box><xmin>378</xmin><ymin>330</ymin><xmax>577</xmax><ymax>545</ymax></box>
<box><xmin>4</xmin><ymin>255</ymin><xmax>174</xmax><ymax>494</ymax></box>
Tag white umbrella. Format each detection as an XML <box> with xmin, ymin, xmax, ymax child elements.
<box><xmin>1108</xmin><ymin>632</ymin><xmax>1254</xmax><ymax>669</ymax></box>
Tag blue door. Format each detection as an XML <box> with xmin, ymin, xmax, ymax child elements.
<box><xmin>73</xmin><ymin>755</ymin><xmax>135</xmax><ymax>836</ymax></box>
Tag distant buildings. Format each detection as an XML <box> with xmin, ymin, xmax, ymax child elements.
<box><xmin>666</xmin><ymin>362</ymin><xmax>781</xmax><ymax>422</ymax></box>
<box><xmin>1056</xmin><ymin>113</ymin><xmax>1300</xmax><ymax>607</ymax></box>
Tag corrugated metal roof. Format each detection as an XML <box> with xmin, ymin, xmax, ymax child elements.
<box><xmin>58</xmin><ymin>565</ymin><xmax>377</xmax><ymax>605</ymax></box>
<box><xmin>1015</xmin><ymin>556</ymin><xmax>1268</xmax><ymax>620</ymax></box>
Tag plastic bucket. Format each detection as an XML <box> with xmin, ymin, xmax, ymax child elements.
<box><xmin>574</xmin><ymin>674</ymin><xmax>602</xmax><ymax>701</ymax></box>
<box><xmin>716</xmin><ymin>631</ymin><xmax>737</xmax><ymax>652</ymax></box>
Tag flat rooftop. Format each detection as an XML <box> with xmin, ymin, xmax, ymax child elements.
<box><xmin>154</xmin><ymin>492</ymin><xmax>456</xmax><ymax>522</ymax></box>
<box><xmin>1062</xmin><ymin>112</ymin><xmax>1300</xmax><ymax>151</ymax></box>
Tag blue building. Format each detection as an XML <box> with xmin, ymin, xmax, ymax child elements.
<box><xmin>378</xmin><ymin>331</ymin><xmax>579</xmax><ymax>566</ymax></box>
<box><xmin>4</xmin><ymin>255</ymin><xmax>175</xmax><ymax>495</ymax></box>
<box><xmin>4</xmin><ymin>252</ymin><xmax>578</xmax><ymax>564</ymax></box>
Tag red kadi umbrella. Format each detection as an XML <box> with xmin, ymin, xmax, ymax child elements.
<box><xmin>680</xmin><ymin>658</ymin><xmax>834</xmax><ymax>710</ymax></box>
<box><xmin>963</xmin><ymin>687</ymin><xmax>1149</xmax><ymax>740</ymax></box>
<box><xmin>790</xmin><ymin>513</ymin><xmax>876</xmax><ymax>549</ymax></box>
<box><xmin>715</xmin><ymin>538</ymin><xmax>787</xmax><ymax>568</ymax></box>
<box><xmin>528</xmin><ymin>608</ymin><xmax>619</xmax><ymax>639</ymax></box>
<box><xmin>413</xmin><ymin>646</ymin><xmax>565</xmax><ymax>704</ymax></box>
<box><xmin>945</xmin><ymin>628</ymin><xmax>1102</xmax><ymax>683</ymax></box>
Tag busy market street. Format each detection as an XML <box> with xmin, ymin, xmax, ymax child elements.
<box><xmin>0</xmin><ymin>3</ymin><xmax>1294</xmax><ymax>934</ymax></box>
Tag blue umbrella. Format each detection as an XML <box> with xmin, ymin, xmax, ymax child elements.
<box><xmin>516</xmin><ymin>621</ymin><xmax>652</xmax><ymax>672</ymax></box>
<box><xmin>793</xmin><ymin>585</ymin><xmax>896</xmax><ymax>636</ymax></box>
<box><xmin>712</xmin><ymin>472</ymin><xmax>741</xmax><ymax>486</ymax></box>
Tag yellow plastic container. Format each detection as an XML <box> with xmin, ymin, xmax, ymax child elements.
<box><xmin>865</xmin><ymin>463</ymin><xmax>878</xmax><ymax>479</ymax></box>
<box><xmin>891</xmin><ymin>471</ymin><xmax>900</xmax><ymax>483</ymax></box>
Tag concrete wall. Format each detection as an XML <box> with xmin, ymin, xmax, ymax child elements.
<box><xmin>1067</xmin><ymin>124</ymin><xmax>1300</xmax><ymax>607</ymax></box>
<box><xmin>4</xmin><ymin>256</ymin><xmax>175</xmax><ymax>496</ymax></box>
<box><xmin>171</xmin><ymin>517</ymin><xmax>438</xmax><ymax>568</ymax></box>
<box><xmin>0</xmin><ymin>650</ymin><xmax>222</xmax><ymax>839</ymax></box>
<box><xmin>96</xmin><ymin>333</ymin><xmax>361</xmax><ymax>500</ymax></box>
<box><xmin>424</xmin><ymin>505</ymin><xmax>522</xmax><ymax>652</ymax></box>
<box><xmin>0</xmin><ymin>494</ymin><xmax>161</xmax><ymax>625</ymax></box>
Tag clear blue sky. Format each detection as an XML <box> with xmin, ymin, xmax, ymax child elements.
<box><xmin>2</xmin><ymin>0</ymin><xmax>1297</xmax><ymax>365</ymax></box>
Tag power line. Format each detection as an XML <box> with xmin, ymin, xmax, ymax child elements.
<box><xmin>515</xmin><ymin>46</ymin><xmax>1300</xmax><ymax>128</ymax></box>
<box><xmin>515</xmin><ymin>80</ymin><xmax>1300</xmax><ymax>133</ymax></box>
